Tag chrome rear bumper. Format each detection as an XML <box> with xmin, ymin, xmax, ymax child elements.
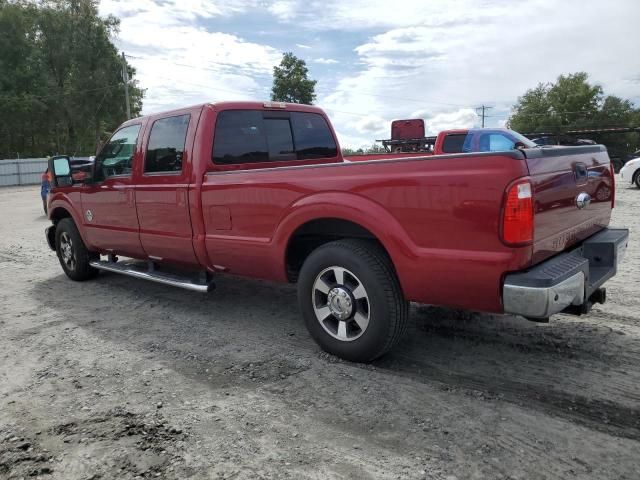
<box><xmin>503</xmin><ymin>228</ymin><xmax>629</xmax><ymax>319</ymax></box>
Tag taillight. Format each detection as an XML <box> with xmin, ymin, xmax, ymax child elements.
<box><xmin>502</xmin><ymin>179</ymin><xmax>534</xmax><ymax>245</ymax></box>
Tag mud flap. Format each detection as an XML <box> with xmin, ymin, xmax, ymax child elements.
<box><xmin>45</xmin><ymin>225</ymin><xmax>56</xmax><ymax>251</ymax></box>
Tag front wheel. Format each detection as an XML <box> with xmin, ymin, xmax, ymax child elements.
<box><xmin>634</xmin><ymin>171</ymin><xmax>640</xmax><ymax>189</ymax></box>
<box><xmin>55</xmin><ymin>218</ymin><xmax>99</xmax><ymax>281</ymax></box>
<box><xmin>297</xmin><ymin>239</ymin><xmax>408</xmax><ymax>362</ymax></box>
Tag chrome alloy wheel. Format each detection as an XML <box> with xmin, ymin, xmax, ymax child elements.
<box><xmin>312</xmin><ymin>266</ymin><xmax>370</xmax><ymax>342</ymax></box>
<box><xmin>59</xmin><ymin>231</ymin><xmax>77</xmax><ymax>271</ymax></box>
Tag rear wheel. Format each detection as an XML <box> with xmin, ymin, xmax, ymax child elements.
<box><xmin>297</xmin><ymin>239</ymin><xmax>408</xmax><ymax>362</ymax></box>
<box><xmin>634</xmin><ymin>171</ymin><xmax>640</xmax><ymax>188</ymax></box>
<box><xmin>55</xmin><ymin>218</ymin><xmax>99</xmax><ymax>281</ymax></box>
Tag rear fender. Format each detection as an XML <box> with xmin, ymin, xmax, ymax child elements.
<box><xmin>273</xmin><ymin>192</ymin><xmax>418</xmax><ymax>289</ymax></box>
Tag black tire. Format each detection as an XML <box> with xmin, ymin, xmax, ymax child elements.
<box><xmin>297</xmin><ymin>239</ymin><xmax>408</xmax><ymax>362</ymax></box>
<box><xmin>43</xmin><ymin>198</ymin><xmax>47</xmax><ymax>215</ymax></box>
<box><xmin>634</xmin><ymin>171</ymin><xmax>640</xmax><ymax>189</ymax></box>
<box><xmin>55</xmin><ymin>218</ymin><xmax>99</xmax><ymax>281</ymax></box>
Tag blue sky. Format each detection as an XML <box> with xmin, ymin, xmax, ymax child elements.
<box><xmin>100</xmin><ymin>0</ymin><xmax>640</xmax><ymax>149</ymax></box>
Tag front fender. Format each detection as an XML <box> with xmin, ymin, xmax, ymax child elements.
<box><xmin>47</xmin><ymin>191</ymin><xmax>91</xmax><ymax>248</ymax></box>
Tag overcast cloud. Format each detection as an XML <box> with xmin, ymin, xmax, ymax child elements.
<box><xmin>99</xmin><ymin>0</ymin><xmax>640</xmax><ymax>149</ymax></box>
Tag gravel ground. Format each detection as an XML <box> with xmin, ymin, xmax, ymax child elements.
<box><xmin>0</xmin><ymin>180</ymin><xmax>639</xmax><ymax>480</ymax></box>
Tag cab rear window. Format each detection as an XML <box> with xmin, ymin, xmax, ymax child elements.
<box><xmin>212</xmin><ymin>110</ymin><xmax>337</xmax><ymax>165</ymax></box>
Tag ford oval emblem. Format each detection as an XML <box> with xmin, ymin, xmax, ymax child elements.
<box><xmin>575</xmin><ymin>192</ymin><xmax>591</xmax><ymax>209</ymax></box>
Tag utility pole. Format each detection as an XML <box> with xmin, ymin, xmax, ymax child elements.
<box><xmin>476</xmin><ymin>105</ymin><xmax>492</xmax><ymax>128</ymax></box>
<box><xmin>121</xmin><ymin>52</ymin><xmax>131</xmax><ymax>120</ymax></box>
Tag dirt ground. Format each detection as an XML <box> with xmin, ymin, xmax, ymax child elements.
<box><xmin>0</xmin><ymin>180</ymin><xmax>639</xmax><ymax>480</ymax></box>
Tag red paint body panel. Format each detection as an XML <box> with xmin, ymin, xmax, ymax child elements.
<box><xmin>48</xmin><ymin>102</ymin><xmax>614</xmax><ymax>315</ymax></box>
<box><xmin>525</xmin><ymin>149</ymin><xmax>613</xmax><ymax>264</ymax></box>
<box><xmin>201</xmin><ymin>154</ymin><xmax>531</xmax><ymax>312</ymax></box>
<box><xmin>344</xmin><ymin>152</ymin><xmax>429</xmax><ymax>162</ymax></box>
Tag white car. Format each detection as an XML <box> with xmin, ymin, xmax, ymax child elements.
<box><xmin>620</xmin><ymin>157</ymin><xmax>640</xmax><ymax>188</ymax></box>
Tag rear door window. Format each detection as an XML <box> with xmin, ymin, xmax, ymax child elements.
<box><xmin>212</xmin><ymin>110</ymin><xmax>337</xmax><ymax>165</ymax></box>
<box><xmin>145</xmin><ymin>114</ymin><xmax>190</xmax><ymax>173</ymax></box>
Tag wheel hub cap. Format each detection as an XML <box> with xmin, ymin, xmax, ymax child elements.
<box><xmin>312</xmin><ymin>266</ymin><xmax>370</xmax><ymax>342</ymax></box>
<box><xmin>327</xmin><ymin>287</ymin><xmax>353</xmax><ymax>320</ymax></box>
<box><xmin>59</xmin><ymin>232</ymin><xmax>76</xmax><ymax>270</ymax></box>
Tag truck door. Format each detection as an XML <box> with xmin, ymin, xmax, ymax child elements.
<box><xmin>80</xmin><ymin>123</ymin><xmax>146</xmax><ymax>258</ymax></box>
<box><xmin>133</xmin><ymin>111</ymin><xmax>199</xmax><ymax>266</ymax></box>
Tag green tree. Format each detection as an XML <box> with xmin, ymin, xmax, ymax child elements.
<box><xmin>508</xmin><ymin>72</ymin><xmax>639</xmax><ymax>158</ymax></box>
<box><xmin>271</xmin><ymin>52</ymin><xmax>317</xmax><ymax>104</ymax></box>
<box><xmin>0</xmin><ymin>0</ymin><xmax>144</xmax><ymax>158</ymax></box>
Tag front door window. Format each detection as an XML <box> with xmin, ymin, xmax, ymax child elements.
<box><xmin>95</xmin><ymin>124</ymin><xmax>141</xmax><ymax>181</ymax></box>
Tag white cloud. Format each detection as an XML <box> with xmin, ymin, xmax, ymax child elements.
<box><xmin>353</xmin><ymin>115</ymin><xmax>388</xmax><ymax>135</ymax></box>
<box><xmin>99</xmin><ymin>0</ymin><xmax>279</xmax><ymax>114</ymax></box>
<box><xmin>423</xmin><ymin>109</ymin><xmax>479</xmax><ymax>135</ymax></box>
<box><xmin>98</xmin><ymin>0</ymin><xmax>640</xmax><ymax>149</ymax></box>
<box><xmin>313</xmin><ymin>0</ymin><xmax>640</xmax><ymax>147</ymax></box>
<box><xmin>313</xmin><ymin>58</ymin><xmax>339</xmax><ymax>65</ymax></box>
<box><xmin>101</xmin><ymin>0</ymin><xmax>259</xmax><ymax>21</ymax></box>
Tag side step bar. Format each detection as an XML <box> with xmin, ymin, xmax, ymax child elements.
<box><xmin>89</xmin><ymin>260</ymin><xmax>214</xmax><ymax>293</ymax></box>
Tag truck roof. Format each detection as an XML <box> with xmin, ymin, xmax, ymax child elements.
<box><xmin>120</xmin><ymin>101</ymin><xmax>327</xmax><ymax>127</ymax></box>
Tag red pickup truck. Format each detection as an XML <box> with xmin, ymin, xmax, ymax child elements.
<box><xmin>45</xmin><ymin>101</ymin><xmax>628</xmax><ymax>362</ymax></box>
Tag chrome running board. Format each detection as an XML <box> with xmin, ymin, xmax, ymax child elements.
<box><xmin>89</xmin><ymin>260</ymin><xmax>214</xmax><ymax>293</ymax></box>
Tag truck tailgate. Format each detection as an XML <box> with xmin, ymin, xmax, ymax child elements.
<box><xmin>524</xmin><ymin>145</ymin><xmax>614</xmax><ymax>265</ymax></box>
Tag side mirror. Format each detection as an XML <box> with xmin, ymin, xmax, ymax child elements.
<box><xmin>514</xmin><ymin>141</ymin><xmax>527</xmax><ymax>150</ymax></box>
<box><xmin>48</xmin><ymin>155</ymin><xmax>72</xmax><ymax>187</ymax></box>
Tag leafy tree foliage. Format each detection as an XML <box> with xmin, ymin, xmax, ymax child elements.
<box><xmin>271</xmin><ymin>52</ymin><xmax>317</xmax><ymax>104</ymax></box>
<box><xmin>508</xmin><ymin>72</ymin><xmax>640</xmax><ymax>159</ymax></box>
<box><xmin>0</xmin><ymin>0</ymin><xmax>144</xmax><ymax>158</ymax></box>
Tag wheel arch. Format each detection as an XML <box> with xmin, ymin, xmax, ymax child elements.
<box><xmin>276</xmin><ymin>192</ymin><xmax>416</xmax><ymax>288</ymax></box>
<box><xmin>48</xmin><ymin>196</ymin><xmax>91</xmax><ymax>249</ymax></box>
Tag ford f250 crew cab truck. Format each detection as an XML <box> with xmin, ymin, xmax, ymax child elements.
<box><xmin>45</xmin><ymin>101</ymin><xmax>629</xmax><ymax>362</ymax></box>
